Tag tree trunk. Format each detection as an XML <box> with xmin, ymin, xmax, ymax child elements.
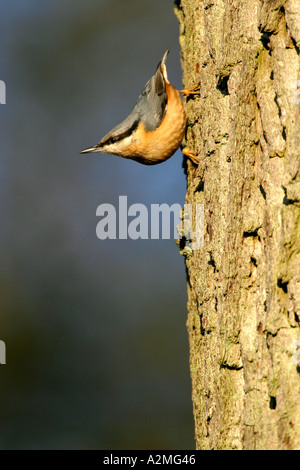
<box><xmin>175</xmin><ymin>0</ymin><xmax>300</xmax><ymax>450</ymax></box>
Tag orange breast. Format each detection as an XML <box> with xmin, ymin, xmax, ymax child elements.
<box><xmin>129</xmin><ymin>83</ymin><xmax>187</xmax><ymax>165</ymax></box>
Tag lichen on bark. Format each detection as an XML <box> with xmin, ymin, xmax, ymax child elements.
<box><xmin>175</xmin><ymin>0</ymin><xmax>300</xmax><ymax>450</ymax></box>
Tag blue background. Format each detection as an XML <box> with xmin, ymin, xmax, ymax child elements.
<box><xmin>0</xmin><ymin>0</ymin><xmax>193</xmax><ymax>449</ymax></box>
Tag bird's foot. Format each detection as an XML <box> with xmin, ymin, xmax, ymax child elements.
<box><xmin>178</xmin><ymin>82</ymin><xmax>200</xmax><ymax>96</ymax></box>
<box><xmin>182</xmin><ymin>147</ymin><xmax>200</xmax><ymax>165</ymax></box>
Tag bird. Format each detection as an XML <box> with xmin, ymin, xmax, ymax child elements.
<box><xmin>80</xmin><ymin>48</ymin><xmax>199</xmax><ymax>165</ymax></box>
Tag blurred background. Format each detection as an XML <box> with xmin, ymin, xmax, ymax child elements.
<box><xmin>0</xmin><ymin>0</ymin><xmax>194</xmax><ymax>449</ymax></box>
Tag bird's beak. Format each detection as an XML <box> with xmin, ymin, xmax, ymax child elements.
<box><xmin>161</xmin><ymin>48</ymin><xmax>170</xmax><ymax>67</ymax></box>
<box><xmin>159</xmin><ymin>48</ymin><xmax>170</xmax><ymax>84</ymax></box>
<box><xmin>80</xmin><ymin>145</ymin><xmax>100</xmax><ymax>154</ymax></box>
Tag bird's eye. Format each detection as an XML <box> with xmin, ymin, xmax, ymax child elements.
<box><xmin>110</xmin><ymin>137</ymin><xmax>116</xmax><ymax>144</ymax></box>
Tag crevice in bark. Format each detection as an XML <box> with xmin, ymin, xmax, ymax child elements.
<box><xmin>289</xmin><ymin>33</ymin><xmax>300</xmax><ymax>55</ymax></box>
<box><xmin>282</xmin><ymin>186</ymin><xmax>298</xmax><ymax>205</ymax></box>
<box><xmin>259</xmin><ymin>184</ymin><xmax>267</xmax><ymax>200</ymax></box>
<box><xmin>277</xmin><ymin>278</ymin><xmax>288</xmax><ymax>294</ymax></box>
<box><xmin>259</xmin><ymin>32</ymin><xmax>272</xmax><ymax>54</ymax></box>
<box><xmin>243</xmin><ymin>229</ymin><xmax>260</xmax><ymax>241</ymax></box>
<box><xmin>208</xmin><ymin>252</ymin><xmax>217</xmax><ymax>273</ymax></box>
<box><xmin>216</xmin><ymin>75</ymin><xmax>230</xmax><ymax>96</ymax></box>
<box><xmin>220</xmin><ymin>362</ymin><xmax>243</xmax><ymax>371</ymax></box>
<box><xmin>269</xmin><ymin>396</ymin><xmax>277</xmax><ymax>410</ymax></box>
<box><xmin>195</xmin><ymin>180</ymin><xmax>205</xmax><ymax>192</ymax></box>
<box><xmin>199</xmin><ymin>313</ymin><xmax>205</xmax><ymax>336</ymax></box>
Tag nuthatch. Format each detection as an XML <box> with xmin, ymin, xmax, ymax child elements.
<box><xmin>80</xmin><ymin>49</ymin><xmax>199</xmax><ymax>165</ymax></box>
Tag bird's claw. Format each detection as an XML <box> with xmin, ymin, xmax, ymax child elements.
<box><xmin>178</xmin><ymin>82</ymin><xmax>200</xmax><ymax>96</ymax></box>
<box><xmin>182</xmin><ymin>147</ymin><xmax>200</xmax><ymax>165</ymax></box>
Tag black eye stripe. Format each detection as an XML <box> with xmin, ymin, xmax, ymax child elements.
<box><xmin>103</xmin><ymin>120</ymin><xmax>139</xmax><ymax>146</ymax></box>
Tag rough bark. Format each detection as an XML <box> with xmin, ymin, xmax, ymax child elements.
<box><xmin>175</xmin><ymin>0</ymin><xmax>300</xmax><ymax>450</ymax></box>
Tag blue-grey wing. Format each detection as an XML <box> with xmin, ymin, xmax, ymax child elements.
<box><xmin>98</xmin><ymin>50</ymin><xmax>169</xmax><ymax>146</ymax></box>
<box><xmin>131</xmin><ymin>60</ymin><xmax>168</xmax><ymax>131</ymax></box>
